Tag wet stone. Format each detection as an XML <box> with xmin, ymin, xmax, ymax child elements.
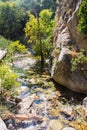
<box><xmin>41</xmin><ymin>121</ymin><xmax>47</xmax><ymax>128</ymax></box>
<box><xmin>61</xmin><ymin>106</ymin><xmax>73</xmax><ymax>117</ymax></box>
<box><xmin>4</xmin><ymin>118</ymin><xmax>15</xmax><ymax>128</ymax></box>
<box><xmin>83</xmin><ymin>97</ymin><xmax>87</xmax><ymax>109</ymax></box>
<box><xmin>8</xmin><ymin>123</ymin><xmax>15</xmax><ymax>130</ymax></box>
<box><xmin>62</xmin><ymin>127</ymin><xmax>76</xmax><ymax>130</ymax></box>
<box><xmin>48</xmin><ymin>120</ymin><xmax>63</xmax><ymax>130</ymax></box>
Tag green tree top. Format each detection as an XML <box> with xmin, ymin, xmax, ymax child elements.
<box><xmin>0</xmin><ymin>1</ymin><xmax>27</xmax><ymax>39</ymax></box>
<box><xmin>24</xmin><ymin>9</ymin><xmax>54</xmax><ymax>43</ymax></box>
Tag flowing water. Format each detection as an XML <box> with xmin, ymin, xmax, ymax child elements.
<box><xmin>14</xmin><ymin>79</ymin><xmax>87</xmax><ymax>130</ymax></box>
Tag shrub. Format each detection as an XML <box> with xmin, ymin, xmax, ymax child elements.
<box><xmin>71</xmin><ymin>49</ymin><xmax>87</xmax><ymax>71</ymax></box>
<box><xmin>0</xmin><ymin>35</ymin><xmax>11</xmax><ymax>49</ymax></box>
<box><xmin>0</xmin><ymin>64</ymin><xmax>20</xmax><ymax>96</ymax></box>
<box><xmin>6</xmin><ymin>40</ymin><xmax>27</xmax><ymax>62</ymax></box>
<box><xmin>78</xmin><ymin>0</ymin><xmax>87</xmax><ymax>34</ymax></box>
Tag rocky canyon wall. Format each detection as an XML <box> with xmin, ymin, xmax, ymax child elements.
<box><xmin>51</xmin><ymin>0</ymin><xmax>87</xmax><ymax>94</ymax></box>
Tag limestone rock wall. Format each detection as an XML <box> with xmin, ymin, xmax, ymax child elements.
<box><xmin>51</xmin><ymin>0</ymin><xmax>87</xmax><ymax>94</ymax></box>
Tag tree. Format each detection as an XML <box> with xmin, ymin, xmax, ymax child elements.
<box><xmin>42</xmin><ymin>0</ymin><xmax>57</xmax><ymax>18</ymax></box>
<box><xmin>24</xmin><ymin>9</ymin><xmax>54</xmax><ymax>71</ymax></box>
<box><xmin>0</xmin><ymin>2</ymin><xmax>28</xmax><ymax>39</ymax></box>
<box><xmin>78</xmin><ymin>0</ymin><xmax>87</xmax><ymax>34</ymax></box>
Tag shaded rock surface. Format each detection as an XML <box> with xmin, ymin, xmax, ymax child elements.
<box><xmin>51</xmin><ymin>0</ymin><xmax>87</xmax><ymax>94</ymax></box>
<box><xmin>0</xmin><ymin>117</ymin><xmax>8</xmax><ymax>130</ymax></box>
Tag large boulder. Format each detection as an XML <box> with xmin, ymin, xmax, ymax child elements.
<box><xmin>51</xmin><ymin>0</ymin><xmax>87</xmax><ymax>94</ymax></box>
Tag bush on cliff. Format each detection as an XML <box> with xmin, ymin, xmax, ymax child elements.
<box><xmin>78</xmin><ymin>0</ymin><xmax>87</xmax><ymax>34</ymax></box>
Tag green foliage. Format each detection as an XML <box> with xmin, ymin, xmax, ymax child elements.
<box><xmin>8</xmin><ymin>40</ymin><xmax>27</xmax><ymax>54</ymax></box>
<box><xmin>33</xmin><ymin>38</ymin><xmax>53</xmax><ymax>57</ymax></box>
<box><xmin>6</xmin><ymin>0</ymin><xmax>57</xmax><ymax>17</ymax></box>
<box><xmin>52</xmin><ymin>48</ymin><xmax>60</xmax><ymax>57</ymax></box>
<box><xmin>71</xmin><ymin>49</ymin><xmax>87</xmax><ymax>71</ymax></box>
<box><xmin>78</xmin><ymin>0</ymin><xmax>87</xmax><ymax>34</ymax></box>
<box><xmin>0</xmin><ymin>64</ymin><xmax>20</xmax><ymax>95</ymax></box>
<box><xmin>0</xmin><ymin>35</ymin><xmax>11</xmax><ymax>49</ymax></box>
<box><xmin>0</xmin><ymin>1</ymin><xmax>28</xmax><ymax>39</ymax></box>
<box><xmin>0</xmin><ymin>39</ymin><xmax>27</xmax><ymax>96</ymax></box>
<box><xmin>24</xmin><ymin>9</ymin><xmax>54</xmax><ymax>57</ymax></box>
<box><xmin>6</xmin><ymin>40</ymin><xmax>27</xmax><ymax>62</ymax></box>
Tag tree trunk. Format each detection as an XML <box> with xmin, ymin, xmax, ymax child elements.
<box><xmin>37</xmin><ymin>17</ymin><xmax>44</xmax><ymax>72</ymax></box>
<box><xmin>34</xmin><ymin>10</ymin><xmax>44</xmax><ymax>72</ymax></box>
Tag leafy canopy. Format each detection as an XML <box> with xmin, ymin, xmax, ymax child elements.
<box><xmin>24</xmin><ymin>9</ymin><xmax>54</xmax><ymax>42</ymax></box>
<box><xmin>24</xmin><ymin>9</ymin><xmax>54</xmax><ymax>57</ymax></box>
<box><xmin>0</xmin><ymin>1</ymin><xmax>27</xmax><ymax>39</ymax></box>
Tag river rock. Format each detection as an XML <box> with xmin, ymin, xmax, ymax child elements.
<box><xmin>62</xmin><ymin>127</ymin><xmax>76</xmax><ymax>130</ymax></box>
<box><xmin>0</xmin><ymin>117</ymin><xmax>8</xmax><ymax>130</ymax></box>
<box><xmin>13</xmin><ymin>57</ymin><xmax>36</xmax><ymax>70</ymax></box>
<box><xmin>82</xmin><ymin>97</ymin><xmax>87</xmax><ymax>117</ymax></box>
<box><xmin>8</xmin><ymin>123</ymin><xmax>15</xmax><ymax>130</ymax></box>
<box><xmin>51</xmin><ymin>0</ymin><xmax>87</xmax><ymax>94</ymax></box>
<box><xmin>0</xmin><ymin>49</ymin><xmax>7</xmax><ymax>60</ymax></box>
<box><xmin>83</xmin><ymin>97</ymin><xmax>87</xmax><ymax>109</ymax></box>
<box><xmin>48</xmin><ymin>120</ymin><xmax>63</xmax><ymax>130</ymax></box>
<box><xmin>41</xmin><ymin>120</ymin><xmax>47</xmax><ymax>128</ymax></box>
<box><xmin>61</xmin><ymin>106</ymin><xmax>73</xmax><ymax>117</ymax></box>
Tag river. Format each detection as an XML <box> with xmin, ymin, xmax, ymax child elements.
<box><xmin>2</xmin><ymin>54</ymin><xmax>87</xmax><ymax>130</ymax></box>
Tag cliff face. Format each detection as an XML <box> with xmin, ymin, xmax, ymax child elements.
<box><xmin>51</xmin><ymin>0</ymin><xmax>87</xmax><ymax>94</ymax></box>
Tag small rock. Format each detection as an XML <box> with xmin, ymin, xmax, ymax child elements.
<box><xmin>48</xmin><ymin>120</ymin><xmax>63</xmax><ymax>130</ymax></box>
<box><xmin>62</xmin><ymin>127</ymin><xmax>76</xmax><ymax>130</ymax></box>
<box><xmin>5</xmin><ymin>119</ymin><xmax>15</xmax><ymax>128</ymax></box>
<box><xmin>61</xmin><ymin>106</ymin><xmax>73</xmax><ymax>117</ymax></box>
<box><xmin>8</xmin><ymin>123</ymin><xmax>15</xmax><ymax>130</ymax></box>
<box><xmin>35</xmin><ymin>88</ymin><xmax>43</xmax><ymax>93</ymax></box>
<box><xmin>83</xmin><ymin>97</ymin><xmax>87</xmax><ymax>109</ymax></box>
<box><xmin>15</xmin><ymin>96</ymin><xmax>22</xmax><ymax>103</ymax></box>
<box><xmin>41</xmin><ymin>121</ymin><xmax>47</xmax><ymax>128</ymax></box>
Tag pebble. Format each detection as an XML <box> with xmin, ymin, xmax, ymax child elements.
<box><xmin>83</xmin><ymin>97</ymin><xmax>87</xmax><ymax>106</ymax></box>
<box><xmin>8</xmin><ymin>123</ymin><xmax>15</xmax><ymax>130</ymax></box>
<box><xmin>48</xmin><ymin>120</ymin><xmax>63</xmax><ymax>130</ymax></box>
<box><xmin>41</xmin><ymin>120</ymin><xmax>48</xmax><ymax>128</ymax></box>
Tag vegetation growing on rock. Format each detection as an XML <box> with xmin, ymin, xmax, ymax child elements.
<box><xmin>71</xmin><ymin>49</ymin><xmax>87</xmax><ymax>71</ymax></box>
<box><xmin>78</xmin><ymin>0</ymin><xmax>87</xmax><ymax>34</ymax></box>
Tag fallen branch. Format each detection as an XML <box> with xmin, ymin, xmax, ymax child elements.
<box><xmin>8</xmin><ymin>112</ymin><xmax>43</xmax><ymax>121</ymax></box>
